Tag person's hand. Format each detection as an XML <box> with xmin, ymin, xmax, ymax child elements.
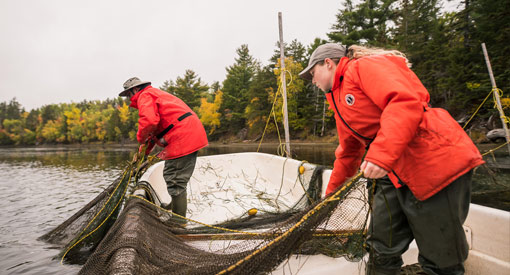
<box><xmin>132</xmin><ymin>144</ymin><xmax>146</xmax><ymax>163</ymax></box>
<box><xmin>360</xmin><ymin>161</ymin><xmax>388</xmax><ymax>179</ymax></box>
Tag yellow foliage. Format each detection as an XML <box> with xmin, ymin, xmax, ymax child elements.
<box><xmin>114</xmin><ymin>126</ymin><xmax>122</xmax><ymax>136</ymax></box>
<box><xmin>273</xmin><ymin>57</ymin><xmax>305</xmax><ymax>125</ymax></box>
<box><xmin>96</xmin><ymin>121</ymin><xmax>107</xmax><ymax>141</ymax></box>
<box><xmin>198</xmin><ymin>90</ymin><xmax>223</xmax><ymax>134</ymax></box>
<box><xmin>466</xmin><ymin>82</ymin><xmax>481</xmax><ymax>90</ymax></box>
<box><xmin>64</xmin><ymin>106</ymin><xmax>85</xmax><ymax>142</ymax></box>
<box><xmin>64</xmin><ymin>107</ymin><xmax>82</xmax><ymax>126</ymax></box>
<box><xmin>501</xmin><ymin>97</ymin><xmax>510</xmax><ymax>109</ymax></box>
<box><xmin>129</xmin><ymin>130</ymin><xmax>137</xmax><ymax>141</ymax></box>
<box><xmin>118</xmin><ymin>102</ymin><xmax>130</xmax><ymax>123</ymax></box>
<box><xmin>41</xmin><ymin>120</ymin><xmax>64</xmax><ymax>142</ymax></box>
<box><xmin>274</xmin><ymin>56</ymin><xmax>304</xmax><ymax>95</ymax></box>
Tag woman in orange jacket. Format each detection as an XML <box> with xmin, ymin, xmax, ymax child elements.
<box><xmin>119</xmin><ymin>77</ymin><xmax>208</xmax><ymax>223</ymax></box>
<box><xmin>300</xmin><ymin>44</ymin><xmax>484</xmax><ymax>274</ymax></box>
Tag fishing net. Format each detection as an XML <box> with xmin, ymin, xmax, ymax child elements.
<box><xmin>38</xmin><ymin>151</ymin><xmax>157</xmax><ymax>264</ymax></box>
<box><xmin>78</xmin><ymin>168</ymin><xmax>370</xmax><ymax>275</ymax></box>
<box><xmin>39</xmin><ymin>150</ymin><xmax>372</xmax><ymax>274</ymax></box>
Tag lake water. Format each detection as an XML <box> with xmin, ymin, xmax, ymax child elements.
<box><xmin>0</xmin><ymin>143</ymin><xmax>508</xmax><ymax>274</ymax></box>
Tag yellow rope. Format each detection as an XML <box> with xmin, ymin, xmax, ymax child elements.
<box><xmin>463</xmin><ymin>87</ymin><xmax>510</xmax><ymax>129</ymax></box>
<box><xmin>492</xmin><ymin>88</ymin><xmax>510</xmax><ymax>123</ymax></box>
<box><xmin>128</xmin><ymin>195</ymin><xmax>261</xmax><ymax>236</ymax></box>
<box><xmin>60</xmin><ymin>167</ymin><xmax>133</xmax><ymax>264</ymax></box>
<box><xmin>257</xmin><ymin>82</ymin><xmax>281</xmax><ymax>153</ymax></box>
<box><xmin>128</xmin><ymin>183</ymin><xmax>359</xmax><ymax>239</ymax></box>
<box><xmin>463</xmin><ymin>88</ymin><xmax>494</xmax><ymax>129</ymax></box>
<box><xmin>216</xmin><ymin>172</ymin><xmax>364</xmax><ymax>275</ymax></box>
<box><xmin>481</xmin><ymin>140</ymin><xmax>510</xmax><ymax>157</ymax></box>
<box><xmin>257</xmin><ymin>69</ymin><xmax>292</xmax><ymax>158</ymax></box>
<box><xmin>461</xmin><ymin>86</ymin><xmax>510</xmax><ymax>154</ymax></box>
<box><xmin>59</xmin><ymin>149</ymin><xmax>157</xmax><ymax>264</ymax></box>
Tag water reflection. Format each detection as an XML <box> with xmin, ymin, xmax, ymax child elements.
<box><xmin>0</xmin><ymin>147</ymin><xmax>133</xmax><ymax>171</ymax></box>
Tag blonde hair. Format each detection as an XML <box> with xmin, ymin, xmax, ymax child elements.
<box><xmin>346</xmin><ymin>45</ymin><xmax>411</xmax><ymax>67</ymax></box>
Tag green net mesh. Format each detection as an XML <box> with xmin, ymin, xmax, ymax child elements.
<box><xmin>38</xmin><ymin>167</ymin><xmax>130</xmax><ymax>264</ymax></box>
<box><xmin>78</xmin><ymin>171</ymin><xmax>369</xmax><ymax>274</ymax></box>
<box><xmin>38</xmin><ymin>155</ymin><xmax>156</xmax><ymax>264</ymax></box>
<box><xmin>40</xmin><ymin>153</ymin><xmax>372</xmax><ymax>274</ymax></box>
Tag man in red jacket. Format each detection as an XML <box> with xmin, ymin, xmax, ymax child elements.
<box><xmin>300</xmin><ymin>44</ymin><xmax>484</xmax><ymax>274</ymax></box>
<box><xmin>119</xmin><ymin>77</ymin><xmax>208</xmax><ymax>224</ymax></box>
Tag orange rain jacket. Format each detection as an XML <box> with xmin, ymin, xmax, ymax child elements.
<box><xmin>129</xmin><ymin>86</ymin><xmax>208</xmax><ymax>160</ymax></box>
<box><xmin>326</xmin><ymin>55</ymin><xmax>484</xmax><ymax>200</ymax></box>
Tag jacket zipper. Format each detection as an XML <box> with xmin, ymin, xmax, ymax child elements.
<box><xmin>328</xmin><ymin>77</ymin><xmax>374</xmax><ymax>148</ymax></box>
<box><xmin>330</xmin><ymin>76</ymin><xmax>406</xmax><ymax>186</ymax></box>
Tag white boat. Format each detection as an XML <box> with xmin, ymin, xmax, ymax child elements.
<box><xmin>133</xmin><ymin>152</ymin><xmax>510</xmax><ymax>274</ymax></box>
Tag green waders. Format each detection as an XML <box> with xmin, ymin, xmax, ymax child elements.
<box><xmin>162</xmin><ymin>151</ymin><xmax>198</xmax><ymax>224</ymax></box>
<box><xmin>366</xmin><ymin>170</ymin><xmax>472</xmax><ymax>275</ymax></box>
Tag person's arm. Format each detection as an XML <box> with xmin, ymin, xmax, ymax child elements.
<box><xmin>326</xmin><ymin>133</ymin><xmax>365</xmax><ymax>195</ymax></box>
<box><xmin>136</xmin><ymin>93</ymin><xmax>160</xmax><ymax>144</ymax></box>
<box><xmin>353</xmin><ymin>56</ymin><xmax>426</xmax><ymax>172</ymax></box>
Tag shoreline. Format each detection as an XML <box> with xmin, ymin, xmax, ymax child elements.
<box><xmin>0</xmin><ymin>139</ymin><xmax>340</xmax><ymax>149</ymax></box>
<box><xmin>0</xmin><ymin>140</ymin><xmax>506</xmax><ymax>147</ymax></box>
<box><xmin>1</xmin><ymin>140</ymin><xmax>508</xmax><ymax>156</ymax></box>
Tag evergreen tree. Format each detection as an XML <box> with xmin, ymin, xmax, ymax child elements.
<box><xmin>0</xmin><ymin>98</ymin><xmax>23</xmax><ymax>127</ymax></box>
<box><xmin>105</xmin><ymin>107</ymin><xmax>121</xmax><ymax>142</ymax></box>
<box><xmin>328</xmin><ymin>0</ymin><xmax>398</xmax><ymax>46</ymax></box>
<box><xmin>220</xmin><ymin>44</ymin><xmax>259</xmax><ymax>134</ymax></box>
<box><xmin>394</xmin><ymin>0</ymin><xmax>451</xmax><ymax>106</ymax></box>
<box><xmin>162</xmin><ymin>70</ymin><xmax>209</xmax><ymax>112</ymax></box>
<box><xmin>40</xmin><ymin>104</ymin><xmax>60</xmax><ymax>125</ymax></box>
<box><xmin>245</xmin><ymin>66</ymin><xmax>277</xmax><ymax>138</ymax></box>
<box><xmin>25</xmin><ymin>109</ymin><xmax>40</xmax><ymax>132</ymax></box>
<box><xmin>471</xmin><ymin>0</ymin><xmax>510</xmax><ymax>94</ymax></box>
<box><xmin>270</xmin><ymin>39</ymin><xmax>308</xmax><ymax>66</ymax></box>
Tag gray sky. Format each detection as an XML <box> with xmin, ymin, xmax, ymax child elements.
<box><xmin>0</xmin><ymin>0</ymin><xmax>461</xmax><ymax>111</ymax></box>
<box><xmin>0</xmin><ymin>0</ymin><xmax>343</xmax><ymax>111</ymax></box>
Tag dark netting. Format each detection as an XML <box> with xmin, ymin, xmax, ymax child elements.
<box><xmin>78</xmin><ymin>172</ymin><xmax>369</xmax><ymax>275</ymax></box>
<box><xmin>38</xmin><ymin>155</ymin><xmax>158</xmax><ymax>264</ymax></box>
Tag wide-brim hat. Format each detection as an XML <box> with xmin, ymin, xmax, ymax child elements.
<box><xmin>119</xmin><ymin>77</ymin><xmax>151</xmax><ymax>97</ymax></box>
<box><xmin>299</xmin><ymin>43</ymin><xmax>346</xmax><ymax>81</ymax></box>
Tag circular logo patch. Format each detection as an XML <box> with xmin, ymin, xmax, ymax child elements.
<box><xmin>345</xmin><ymin>94</ymin><xmax>355</xmax><ymax>106</ymax></box>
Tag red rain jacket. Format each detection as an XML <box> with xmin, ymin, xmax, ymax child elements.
<box><xmin>129</xmin><ymin>86</ymin><xmax>208</xmax><ymax>160</ymax></box>
<box><xmin>326</xmin><ymin>55</ymin><xmax>484</xmax><ymax>200</ymax></box>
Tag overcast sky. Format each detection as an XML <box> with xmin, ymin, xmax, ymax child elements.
<box><xmin>0</xmin><ymin>0</ymin><xmax>461</xmax><ymax>111</ymax></box>
<box><xmin>0</xmin><ymin>0</ymin><xmax>343</xmax><ymax>110</ymax></box>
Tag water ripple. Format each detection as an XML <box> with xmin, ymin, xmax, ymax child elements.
<box><xmin>0</xmin><ymin>148</ymin><xmax>129</xmax><ymax>275</ymax></box>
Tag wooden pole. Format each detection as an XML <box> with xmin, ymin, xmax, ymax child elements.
<box><xmin>278</xmin><ymin>12</ymin><xmax>291</xmax><ymax>158</ymax></box>
<box><xmin>481</xmin><ymin>43</ymin><xmax>510</xmax><ymax>155</ymax></box>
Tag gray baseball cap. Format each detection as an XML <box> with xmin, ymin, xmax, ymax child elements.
<box><xmin>299</xmin><ymin>43</ymin><xmax>347</xmax><ymax>80</ymax></box>
<box><xmin>119</xmin><ymin>77</ymin><xmax>151</xmax><ymax>97</ymax></box>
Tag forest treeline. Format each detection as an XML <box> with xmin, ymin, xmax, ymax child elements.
<box><xmin>1</xmin><ymin>0</ymin><xmax>509</xmax><ymax>146</ymax></box>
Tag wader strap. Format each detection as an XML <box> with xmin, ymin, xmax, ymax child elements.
<box><xmin>156</xmin><ymin>112</ymin><xmax>192</xmax><ymax>140</ymax></box>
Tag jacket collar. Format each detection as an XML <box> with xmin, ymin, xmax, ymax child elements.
<box><xmin>331</xmin><ymin>57</ymin><xmax>351</xmax><ymax>92</ymax></box>
<box><xmin>129</xmin><ymin>85</ymin><xmax>152</xmax><ymax>109</ymax></box>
